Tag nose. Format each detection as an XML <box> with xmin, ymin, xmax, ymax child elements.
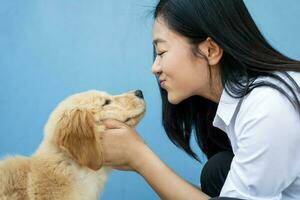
<box><xmin>151</xmin><ymin>57</ymin><xmax>162</xmax><ymax>75</ymax></box>
<box><xmin>134</xmin><ymin>90</ymin><xmax>144</xmax><ymax>99</ymax></box>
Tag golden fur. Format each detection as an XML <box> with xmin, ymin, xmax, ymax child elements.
<box><xmin>0</xmin><ymin>90</ymin><xmax>146</xmax><ymax>200</ymax></box>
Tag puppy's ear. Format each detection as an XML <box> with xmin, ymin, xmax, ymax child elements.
<box><xmin>56</xmin><ymin>108</ymin><xmax>103</xmax><ymax>170</ymax></box>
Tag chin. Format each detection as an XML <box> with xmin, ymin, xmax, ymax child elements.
<box><xmin>167</xmin><ymin>94</ymin><xmax>183</xmax><ymax>105</ymax></box>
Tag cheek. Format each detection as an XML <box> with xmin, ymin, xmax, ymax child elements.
<box><xmin>165</xmin><ymin>75</ymin><xmax>193</xmax><ymax>104</ymax></box>
<box><xmin>166</xmin><ymin>67</ymin><xmax>209</xmax><ymax>103</ymax></box>
<box><xmin>171</xmin><ymin>65</ymin><xmax>200</xmax><ymax>91</ymax></box>
<box><xmin>163</xmin><ymin>49</ymin><xmax>195</xmax><ymax>77</ymax></box>
<box><xmin>98</xmin><ymin>108</ymin><xmax>125</xmax><ymax>121</ymax></box>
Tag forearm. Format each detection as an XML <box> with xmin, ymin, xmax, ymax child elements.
<box><xmin>133</xmin><ymin>145</ymin><xmax>210</xmax><ymax>200</ymax></box>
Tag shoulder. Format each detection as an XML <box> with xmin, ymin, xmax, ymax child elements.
<box><xmin>241</xmin><ymin>85</ymin><xmax>292</xmax><ymax>113</ymax></box>
<box><xmin>238</xmin><ymin>72</ymin><xmax>300</xmax><ymax>120</ymax></box>
<box><xmin>233</xmin><ymin>75</ymin><xmax>300</xmax><ymax>142</ymax></box>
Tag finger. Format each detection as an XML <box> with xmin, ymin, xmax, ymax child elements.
<box><xmin>102</xmin><ymin>119</ymin><xmax>126</xmax><ymax>129</ymax></box>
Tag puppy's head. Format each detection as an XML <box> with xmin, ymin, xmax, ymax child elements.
<box><xmin>44</xmin><ymin>90</ymin><xmax>146</xmax><ymax>170</ymax></box>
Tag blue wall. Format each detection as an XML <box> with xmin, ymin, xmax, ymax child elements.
<box><xmin>0</xmin><ymin>0</ymin><xmax>299</xmax><ymax>199</ymax></box>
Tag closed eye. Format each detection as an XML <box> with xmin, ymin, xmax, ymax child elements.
<box><xmin>157</xmin><ymin>51</ymin><xmax>166</xmax><ymax>56</ymax></box>
<box><xmin>103</xmin><ymin>99</ymin><xmax>111</xmax><ymax>106</ymax></box>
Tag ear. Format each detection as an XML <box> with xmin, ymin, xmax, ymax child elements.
<box><xmin>198</xmin><ymin>37</ymin><xmax>223</xmax><ymax>66</ymax></box>
<box><xmin>56</xmin><ymin>108</ymin><xmax>104</xmax><ymax>170</ymax></box>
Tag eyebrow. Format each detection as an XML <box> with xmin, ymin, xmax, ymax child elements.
<box><xmin>153</xmin><ymin>38</ymin><xmax>167</xmax><ymax>46</ymax></box>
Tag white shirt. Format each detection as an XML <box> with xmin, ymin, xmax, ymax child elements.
<box><xmin>213</xmin><ymin>72</ymin><xmax>300</xmax><ymax>200</ymax></box>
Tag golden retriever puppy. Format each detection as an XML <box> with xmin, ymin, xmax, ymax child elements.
<box><xmin>0</xmin><ymin>90</ymin><xmax>146</xmax><ymax>200</ymax></box>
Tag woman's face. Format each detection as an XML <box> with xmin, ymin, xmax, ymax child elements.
<box><xmin>152</xmin><ymin>18</ymin><xmax>222</xmax><ymax>104</ymax></box>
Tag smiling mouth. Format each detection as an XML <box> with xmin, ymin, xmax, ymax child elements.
<box><xmin>124</xmin><ymin>110</ymin><xmax>145</xmax><ymax>123</ymax></box>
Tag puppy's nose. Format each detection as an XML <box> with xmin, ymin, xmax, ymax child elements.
<box><xmin>134</xmin><ymin>90</ymin><xmax>144</xmax><ymax>99</ymax></box>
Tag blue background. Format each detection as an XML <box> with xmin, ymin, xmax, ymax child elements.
<box><xmin>0</xmin><ymin>0</ymin><xmax>299</xmax><ymax>199</ymax></box>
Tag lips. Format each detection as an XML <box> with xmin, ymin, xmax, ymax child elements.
<box><xmin>160</xmin><ymin>80</ymin><xmax>166</xmax><ymax>87</ymax></box>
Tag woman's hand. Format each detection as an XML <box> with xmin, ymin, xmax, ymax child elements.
<box><xmin>101</xmin><ymin>119</ymin><xmax>147</xmax><ymax>171</ymax></box>
<box><xmin>100</xmin><ymin>120</ymin><xmax>210</xmax><ymax>200</ymax></box>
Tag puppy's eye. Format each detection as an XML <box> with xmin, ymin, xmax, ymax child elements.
<box><xmin>103</xmin><ymin>99</ymin><xmax>111</xmax><ymax>106</ymax></box>
<box><xmin>125</xmin><ymin>117</ymin><xmax>131</xmax><ymax>122</ymax></box>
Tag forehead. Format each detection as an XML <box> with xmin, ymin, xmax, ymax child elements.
<box><xmin>153</xmin><ymin>18</ymin><xmax>169</xmax><ymax>36</ymax></box>
<box><xmin>70</xmin><ymin>91</ymin><xmax>109</xmax><ymax>100</ymax></box>
<box><xmin>153</xmin><ymin>18</ymin><xmax>189</xmax><ymax>48</ymax></box>
<box><xmin>153</xmin><ymin>18</ymin><xmax>172</xmax><ymax>44</ymax></box>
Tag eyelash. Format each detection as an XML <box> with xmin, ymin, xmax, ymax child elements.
<box><xmin>157</xmin><ymin>51</ymin><xmax>166</xmax><ymax>56</ymax></box>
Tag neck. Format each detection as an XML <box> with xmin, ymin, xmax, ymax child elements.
<box><xmin>198</xmin><ymin>64</ymin><xmax>224</xmax><ymax>103</ymax></box>
<box><xmin>33</xmin><ymin>141</ymin><xmax>73</xmax><ymax>167</ymax></box>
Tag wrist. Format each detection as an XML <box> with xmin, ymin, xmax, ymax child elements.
<box><xmin>129</xmin><ymin>143</ymin><xmax>154</xmax><ymax>173</ymax></box>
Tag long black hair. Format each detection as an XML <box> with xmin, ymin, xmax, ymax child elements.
<box><xmin>153</xmin><ymin>0</ymin><xmax>300</xmax><ymax>160</ymax></box>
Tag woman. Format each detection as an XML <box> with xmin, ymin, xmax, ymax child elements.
<box><xmin>101</xmin><ymin>0</ymin><xmax>300</xmax><ymax>199</ymax></box>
